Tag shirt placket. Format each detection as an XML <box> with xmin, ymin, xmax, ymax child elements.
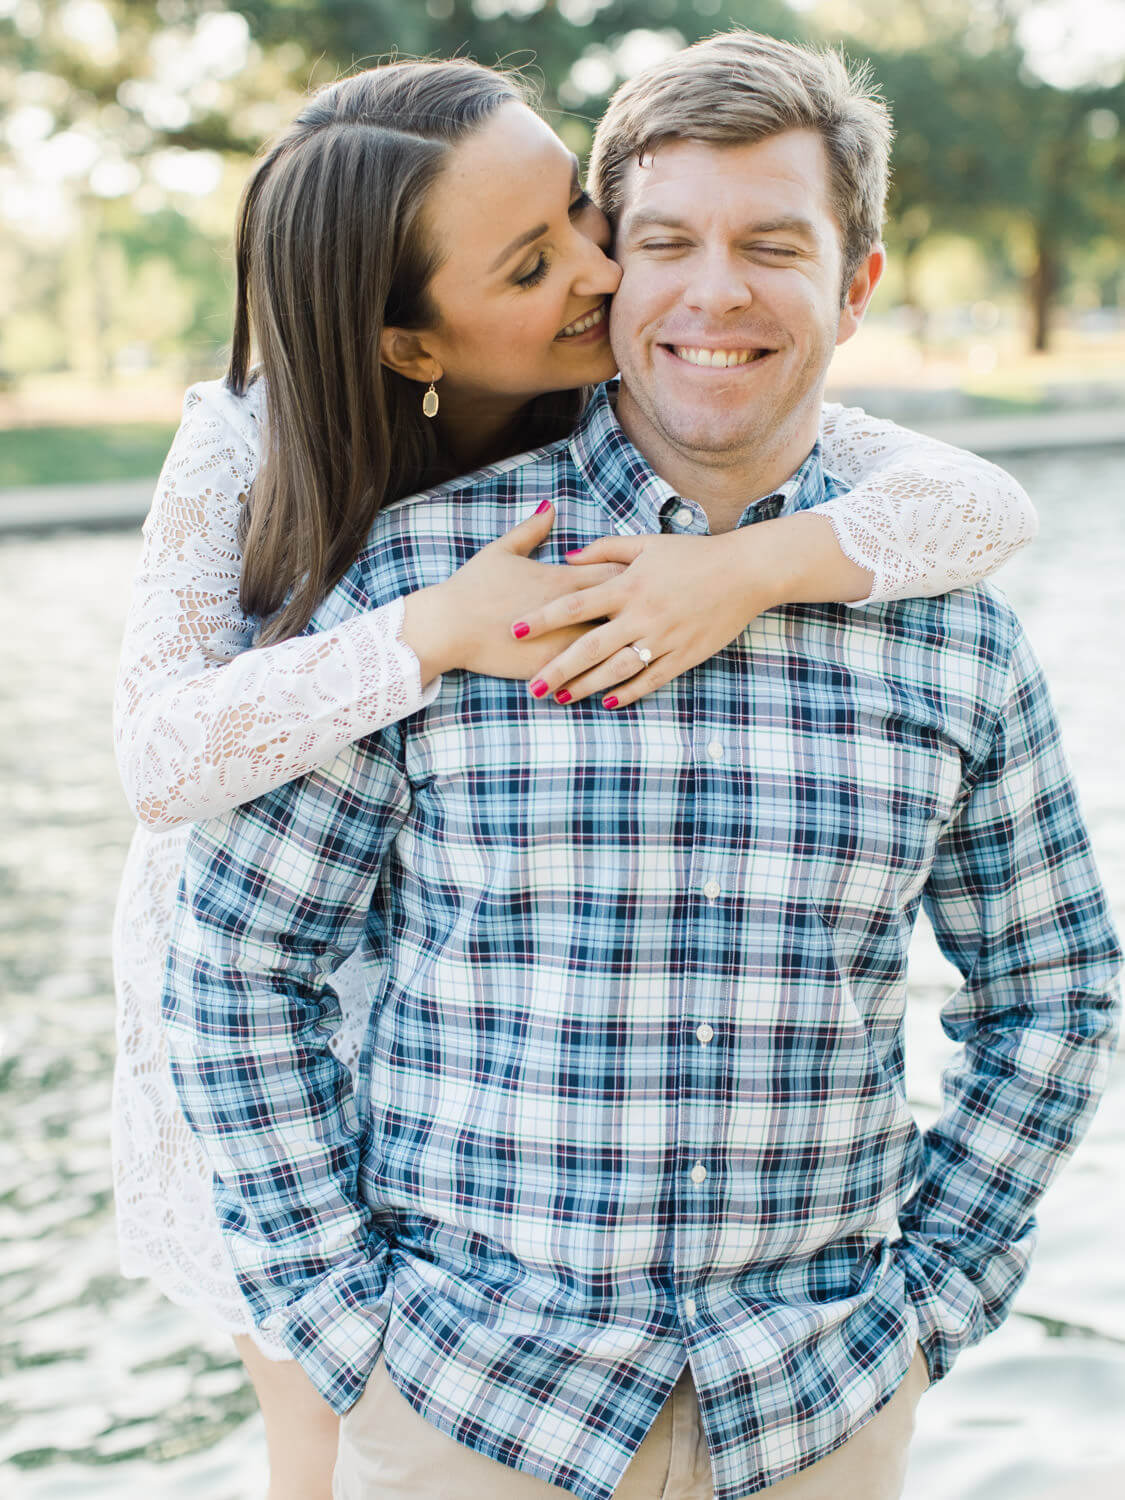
<box><xmin>668</xmin><ymin>498</ymin><xmax>787</xmax><ymax>1344</ymax></box>
<box><xmin>663</xmin><ymin>495</ymin><xmax>732</xmax><ymax>1340</ymax></box>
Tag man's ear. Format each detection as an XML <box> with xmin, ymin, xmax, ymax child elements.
<box><xmin>836</xmin><ymin>244</ymin><xmax>885</xmax><ymax>348</ymax></box>
<box><xmin>379</xmin><ymin>326</ymin><xmax>443</xmax><ymax>385</ymax></box>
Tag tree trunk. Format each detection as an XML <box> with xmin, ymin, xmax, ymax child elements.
<box><xmin>1029</xmin><ymin>228</ymin><xmax>1057</xmax><ymax>354</ymax></box>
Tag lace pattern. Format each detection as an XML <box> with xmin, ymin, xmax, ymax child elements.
<box><xmin>819</xmin><ymin>403</ymin><xmax>1038</xmax><ymax>602</ymax></box>
<box><xmin>112</xmin><ymin>382</ymin><xmax>433</xmax><ymax>1354</ymax></box>
<box><xmin>111</xmin><ymin>379</ymin><xmax>1037</xmax><ymax>1356</ymax></box>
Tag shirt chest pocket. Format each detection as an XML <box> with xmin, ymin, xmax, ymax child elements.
<box><xmin>797</xmin><ymin>700</ymin><xmax>964</xmax><ymax>928</ymax></box>
<box><xmin>717</xmin><ymin>684</ymin><xmax>964</xmax><ymax>928</ymax></box>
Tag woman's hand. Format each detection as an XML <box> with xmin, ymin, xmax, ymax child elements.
<box><xmin>508</xmin><ymin>509</ymin><xmax>872</xmax><ymax>709</ymax></box>
<box><xmin>401</xmin><ymin>503</ymin><xmax>625</xmax><ymax>683</ymax></box>
<box><xmin>507</xmin><ymin>529</ymin><xmax>781</xmax><ymax>707</ymax></box>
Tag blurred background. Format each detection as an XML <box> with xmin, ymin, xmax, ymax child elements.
<box><xmin>2</xmin><ymin>0</ymin><xmax>1125</xmax><ymax>455</ymax></box>
<box><xmin>1</xmin><ymin>3</ymin><xmax>1123</xmax><ymax>1498</ymax></box>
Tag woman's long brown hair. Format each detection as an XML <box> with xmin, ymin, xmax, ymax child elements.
<box><xmin>229</xmin><ymin>60</ymin><xmax>584</xmax><ymax>646</ymax></box>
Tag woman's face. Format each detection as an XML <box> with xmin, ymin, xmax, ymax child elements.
<box><xmin>407</xmin><ymin>103</ymin><xmax>622</xmax><ymax>419</ymax></box>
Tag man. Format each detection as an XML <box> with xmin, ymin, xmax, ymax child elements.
<box><xmin>163</xmin><ymin>31</ymin><xmax>1121</xmax><ymax>1500</ymax></box>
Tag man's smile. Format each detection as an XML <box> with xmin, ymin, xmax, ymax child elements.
<box><xmin>664</xmin><ymin>344</ymin><xmax>775</xmax><ymax>368</ymax></box>
<box><xmin>656</xmin><ymin>340</ymin><xmax>778</xmax><ymax>371</ymax></box>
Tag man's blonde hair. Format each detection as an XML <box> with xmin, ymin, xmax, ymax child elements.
<box><xmin>588</xmin><ymin>30</ymin><xmax>893</xmax><ymax>292</ymax></box>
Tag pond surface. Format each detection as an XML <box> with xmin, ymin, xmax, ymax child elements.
<box><xmin>0</xmin><ymin>448</ymin><xmax>1122</xmax><ymax>1498</ymax></box>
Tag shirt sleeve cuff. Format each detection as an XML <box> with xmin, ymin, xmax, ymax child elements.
<box><xmin>893</xmin><ymin>1224</ymin><xmax>1036</xmax><ymax>1384</ymax></box>
<box><xmin>265</xmin><ymin>1240</ymin><xmax>395</xmax><ymax>1413</ymax></box>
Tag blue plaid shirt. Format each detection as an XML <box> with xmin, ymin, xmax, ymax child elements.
<box><xmin>164</xmin><ymin>384</ymin><xmax>1120</xmax><ymax>1500</ymax></box>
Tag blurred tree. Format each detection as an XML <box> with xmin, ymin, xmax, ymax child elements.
<box><xmin>0</xmin><ymin>0</ymin><xmax>802</xmax><ymax>381</ymax></box>
<box><xmin>875</xmin><ymin>41</ymin><xmax>1125</xmax><ymax>350</ymax></box>
<box><xmin>814</xmin><ymin>2</ymin><xmax>1125</xmax><ymax>348</ymax></box>
<box><xmin>3</xmin><ymin>0</ymin><xmax>1124</xmax><ymax>373</ymax></box>
<box><xmin>232</xmin><ymin>0</ymin><xmax>802</xmax><ymax>110</ymax></box>
<box><xmin>1</xmin><ymin>1</ymin><xmax>801</xmax><ymax>162</ymax></box>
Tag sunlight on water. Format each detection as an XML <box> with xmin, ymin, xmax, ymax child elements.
<box><xmin>0</xmin><ymin>448</ymin><xmax>1121</xmax><ymax>1497</ymax></box>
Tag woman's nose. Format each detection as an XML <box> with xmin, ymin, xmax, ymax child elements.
<box><xmin>573</xmin><ymin>204</ymin><xmax>623</xmax><ymax>295</ymax></box>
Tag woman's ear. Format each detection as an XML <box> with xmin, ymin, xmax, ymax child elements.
<box><xmin>379</xmin><ymin>326</ymin><xmax>442</xmax><ymax>385</ymax></box>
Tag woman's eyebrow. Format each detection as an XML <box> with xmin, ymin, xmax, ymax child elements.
<box><xmin>489</xmin><ymin>222</ymin><xmax>549</xmax><ymax>273</ymax></box>
<box><xmin>487</xmin><ymin>155</ymin><xmax>583</xmax><ymax>274</ymax></box>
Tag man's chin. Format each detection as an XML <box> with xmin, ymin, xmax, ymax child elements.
<box><xmin>652</xmin><ymin>413</ymin><xmax>770</xmax><ymax>457</ymax></box>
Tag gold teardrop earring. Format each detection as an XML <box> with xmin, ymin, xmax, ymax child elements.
<box><xmin>422</xmin><ymin>379</ymin><xmax>439</xmax><ymax>419</ymax></box>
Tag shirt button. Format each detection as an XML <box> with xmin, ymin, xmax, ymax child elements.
<box><xmin>696</xmin><ymin>1023</ymin><xmax>714</xmax><ymax>1045</ymax></box>
<box><xmin>703</xmin><ymin>880</ymin><xmax>721</xmax><ymax>901</ymax></box>
<box><xmin>673</xmin><ymin>506</ymin><xmax>694</xmax><ymax>528</ymax></box>
<box><xmin>706</xmin><ymin>741</ymin><xmax>724</xmax><ymax>761</ymax></box>
<box><xmin>690</xmin><ymin>1162</ymin><xmax>708</xmax><ymax>1185</ymax></box>
<box><xmin>684</xmin><ymin>1297</ymin><xmax>697</xmax><ymax>1321</ymax></box>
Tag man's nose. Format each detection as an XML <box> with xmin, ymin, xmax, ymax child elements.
<box><xmin>682</xmin><ymin>249</ymin><xmax>752</xmax><ymax>316</ymax></box>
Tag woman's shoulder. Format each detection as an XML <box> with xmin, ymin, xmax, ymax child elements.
<box><xmin>180</xmin><ymin>372</ymin><xmax>268</xmax><ymax>453</ymax></box>
<box><xmin>143</xmin><ymin>375</ymin><xmax>267</xmax><ymax>544</ymax></box>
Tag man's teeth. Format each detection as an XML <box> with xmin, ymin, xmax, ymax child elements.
<box><xmin>673</xmin><ymin>346</ymin><xmax>767</xmax><ymax>367</ymax></box>
<box><xmin>558</xmin><ymin>304</ymin><xmax>606</xmax><ymax>338</ymax></box>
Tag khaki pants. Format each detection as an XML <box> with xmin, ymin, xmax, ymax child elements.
<box><xmin>334</xmin><ymin>1347</ymin><xmax>930</xmax><ymax>1499</ymax></box>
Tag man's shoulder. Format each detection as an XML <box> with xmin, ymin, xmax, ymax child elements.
<box><xmin>352</xmin><ymin>434</ymin><xmax>578</xmax><ymax>599</ymax></box>
<box><xmin>883</xmin><ymin>577</ymin><xmax>1020</xmax><ymax>647</ymax></box>
<box><xmin>380</xmin><ymin>432</ymin><xmax>574</xmax><ymax>532</ymax></box>
<box><xmin>840</xmin><ymin>579</ymin><xmax>1026</xmax><ymax>715</ymax></box>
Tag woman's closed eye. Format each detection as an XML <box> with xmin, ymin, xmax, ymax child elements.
<box><xmin>515</xmin><ymin>194</ymin><xmax>597</xmax><ymax>287</ymax></box>
<box><xmin>516</xmin><ymin>253</ymin><xmax>550</xmax><ymax>289</ymax></box>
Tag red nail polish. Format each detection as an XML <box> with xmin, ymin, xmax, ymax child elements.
<box><xmin>535</xmin><ymin>500</ymin><xmax>552</xmax><ymax>515</ymax></box>
<box><xmin>512</xmin><ymin>622</ymin><xmax>530</xmax><ymax>638</ymax></box>
<box><xmin>565</xmin><ymin>549</ymin><xmax>584</xmax><ymax>559</ymax></box>
<box><xmin>530</xmin><ymin>679</ymin><xmax>549</xmax><ymax>698</ymax></box>
<box><xmin>603</xmin><ymin>695</ymin><xmax>619</xmax><ymax>709</ymax></box>
<box><xmin>556</xmin><ymin>690</ymin><xmax>572</xmax><ymax>705</ymax></box>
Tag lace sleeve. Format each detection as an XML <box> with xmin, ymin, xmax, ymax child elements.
<box><xmin>817</xmin><ymin>403</ymin><xmax>1038</xmax><ymax>604</ymax></box>
<box><xmin>112</xmin><ymin>380</ymin><xmax>439</xmax><ymax>832</ymax></box>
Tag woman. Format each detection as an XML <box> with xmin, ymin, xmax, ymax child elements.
<box><xmin>112</xmin><ymin>58</ymin><xmax>1036</xmax><ymax>1499</ymax></box>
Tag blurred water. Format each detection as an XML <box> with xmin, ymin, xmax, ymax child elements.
<box><xmin>0</xmin><ymin>449</ymin><xmax>1122</xmax><ymax>1498</ymax></box>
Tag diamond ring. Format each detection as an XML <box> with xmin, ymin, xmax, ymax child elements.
<box><xmin>629</xmin><ymin>643</ymin><xmax>653</xmax><ymax>668</ymax></box>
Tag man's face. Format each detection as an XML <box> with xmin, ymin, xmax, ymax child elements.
<box><xmin>608</xmin><ymin>129</ymin><xmax>881</xmax><ymax>475</ymax></box>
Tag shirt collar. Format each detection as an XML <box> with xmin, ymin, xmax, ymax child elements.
<box><xmin>568</xmin><ymin>381</ymin><xmax>834</xmax><ymax>534</ymax></box>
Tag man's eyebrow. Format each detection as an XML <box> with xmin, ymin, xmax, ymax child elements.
<box><xmin>487</xmin><ymin>155</ymin><xmax>582</xmax><ymax>274</ymax></box>
<box><xmin>745</xmin><ymin>215</ymin><xmax>820</xmax><ymax>239</ymax></box>
<box><xmin>621</xmin><ymin>210</ymin><xmax>693</xmax><ymax>236</ymax></box>
<box><xmin>623</xmin><ymin>210</ymin><xmax>820</xmax><ymax>240</ymax></box>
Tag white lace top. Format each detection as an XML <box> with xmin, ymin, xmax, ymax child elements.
<box><xmin>111</xmin><ymin>378</ymin><xmax>1037</xmax><ymax>1356</ymax></box>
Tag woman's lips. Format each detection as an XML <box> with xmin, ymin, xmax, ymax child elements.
<box><xmin>556</xmin><ymin>301</ymin><xmax>608</xmax><ymax>341</ymax></box>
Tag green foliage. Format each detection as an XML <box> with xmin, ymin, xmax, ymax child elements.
<box><xmin>228</xmin><ymin>0</ymin><xmax>804</xmax><ymax>146</ymax></box>
<box><xmin>870</xmin><ymin>38</ymin><xmax>1125</xmax><ymax>344</ymax></box>
<box><xmin>234</xmin><ymin>1</ymin><xmax>799</xmax><ymax>84</ymax></box>
<box><xmin>110</xmin><ymin>207</ymin><xmax>236</xmax><ymax>362</ymax></box>
<box><xmin>0</xmin><ymin>424</ymin><xmax>178</xmax><ymax>488</ymax></box>
<box><xmin>2</xmin><ymin>0</ymin><xmax>1123</xmax><ymax>367</ymax></box>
